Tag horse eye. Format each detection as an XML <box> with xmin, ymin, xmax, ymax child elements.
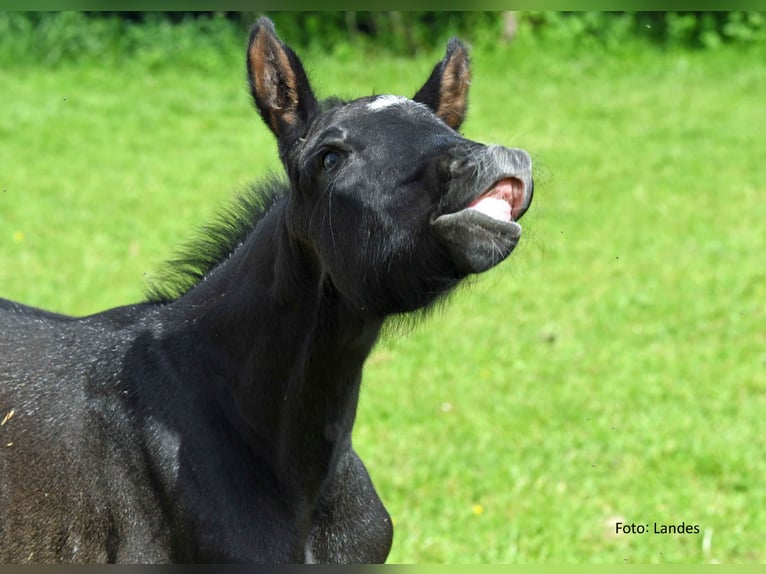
<box><xmin>322</xmin><ymin>150</ymin><xmax>341</xmax><ymax>172</ymax></box>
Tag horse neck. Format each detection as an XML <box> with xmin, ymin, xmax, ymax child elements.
<box><xmin>160</xmin><ymin>200</ymin><xmax>383</xmax><ymax>495</ymax></box>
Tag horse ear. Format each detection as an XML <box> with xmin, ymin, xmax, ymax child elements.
<box><xmin>413</xmin><ymin>38</ymin><xmax>471</xmax><ymax>130</ymax></box>
<box><xmin>247</xmin><ymin>18</ymin><xmax>318</xmax><ymax>143</ymax></box>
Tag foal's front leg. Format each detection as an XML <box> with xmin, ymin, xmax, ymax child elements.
<box><xmin>306</xmin><ymin>448</ymin><xmax>393</xmax><ymax>563</ymax></box>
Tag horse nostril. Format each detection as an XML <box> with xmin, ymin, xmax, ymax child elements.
<box><xmin>449</xmin><ymin>158</ymin><xmax>468</xmax><ymax>177</ymax></box>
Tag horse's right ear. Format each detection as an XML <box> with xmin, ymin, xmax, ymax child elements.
<box><xmin>247</xmin><ymin>18</ymin><xmax>318</xmax><ymax>144</ymax></box>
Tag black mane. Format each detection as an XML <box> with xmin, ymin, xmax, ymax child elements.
<box><xmin>145</xmin><ymin>97</ymin><xmax>348</xmax><ymax>305</ymax></box>
<box><xmin>145</xmin><ymin>176</ymin><xmax>287</xmax><ymax>303</ymax></box>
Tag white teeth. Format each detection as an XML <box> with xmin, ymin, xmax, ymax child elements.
<box><xmin>468</xmin><ymin>197</ymin><xmax>512</xmax><ymax>222</ymax></box>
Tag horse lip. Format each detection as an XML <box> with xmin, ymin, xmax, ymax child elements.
<box><xmin>430</xmin><ymin>208</ymin><xmax>522</xmax><ymax>275</ymax></box>
<box><xmin>431</xmin><ymin>204</ymin><xmax>522</xmax><ymax>238</ymax></box>
<box><xmin>430</xmin><ymin>175</ymin><xmax>526</xmax><ymax>274</ymax></box>
<box><xmin>433</xmin><ymin>175</ymin><xmax>527</xmax><ymax>225</ymax></box>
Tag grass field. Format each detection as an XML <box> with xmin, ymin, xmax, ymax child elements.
<box><xmin>1</xmin><ymin>25</ymin><xmax>765</xmax><ymax>563</ymax></box>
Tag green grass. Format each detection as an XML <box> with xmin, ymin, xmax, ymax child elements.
<box><xmin>1</xmin><ymin>32</ymin><xmax>765</xmax><ymax>564</ymax></box>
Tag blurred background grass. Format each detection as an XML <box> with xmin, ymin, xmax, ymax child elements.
<box><xmin>1</xmin><ymin>11</ymin><xmax>764</xmax><ymax>564</ymax></box>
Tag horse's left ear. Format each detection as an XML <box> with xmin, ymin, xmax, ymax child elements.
<box><xmin>413</xmin><ymin>38</ymin><xmax>471</xmax><ymax>130</ymax></box>
<box><xmin>247</xmin><ymin>17</ymin><xmax>318</xmax><ymax>144</ymax></box>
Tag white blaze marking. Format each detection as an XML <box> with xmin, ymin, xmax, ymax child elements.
<box><xmin>366</xmin><ymin>94</ymin><xmax>410</xmax><ymax>111</ymax></box>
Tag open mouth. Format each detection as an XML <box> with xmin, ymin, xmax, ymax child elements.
<box><xmin>430</xmin><ymin>175</ymin><xmax>531</xmax><ymax>275</ymax></box>
<box><xmin>466</xmin><ymin>177</ymin><xmax>527</xmax><ymax>223</ymax></box>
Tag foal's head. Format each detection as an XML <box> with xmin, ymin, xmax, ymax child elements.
<box><xmin>247</xmin><ymin>18</ymin><xmax>533</xmax><ymax>315</ymax></box>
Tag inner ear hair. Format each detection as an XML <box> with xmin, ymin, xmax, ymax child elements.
<box><xmin>249</xmin><ymin>31</ymin><xmax>300</xmax><ymax>135</ymax></box>
<box><xmin>437</xmin><ymin>40</ymin><xmax>471</xmax><ymax>129</ymax></box>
